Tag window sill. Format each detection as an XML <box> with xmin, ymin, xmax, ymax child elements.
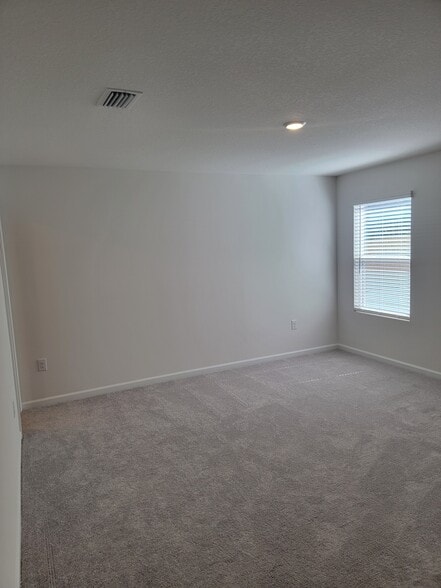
<box><xmin>354</xmin><ymin>309</ymin><xmax>410</xmax><ymax>322</ymax></box>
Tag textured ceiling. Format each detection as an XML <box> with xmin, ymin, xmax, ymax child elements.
<box><xmin>1</xmin><ymin>0</ymin><xmax>441</xmax><ymax>175</ymax></box>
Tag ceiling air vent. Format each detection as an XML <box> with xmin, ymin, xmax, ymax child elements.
<box><xmin>97</xmin><ymin>88</ymin><xmax>142</xmax><ymax>109</ymax></box>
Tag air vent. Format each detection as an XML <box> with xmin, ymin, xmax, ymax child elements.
<box><xmin>97</xmin><ymin>88</ymin><xmax>142</xmax><ymax>109</ymax></box>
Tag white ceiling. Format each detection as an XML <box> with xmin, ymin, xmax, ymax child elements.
<box><xmin>1</xmin><ymin>0</ymin><xmax>441</xmax><ymax>175</ymax></box>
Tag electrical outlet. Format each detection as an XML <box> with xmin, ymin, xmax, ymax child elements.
<box><xmin>37</xmin><ymin>358</ymin><xmax>48</xmax><ymax>372</ymax></box>
<box><xmin>291</xmin><ymin>320</ymin><xmax>297</xmax><ymax>331</ymax></box>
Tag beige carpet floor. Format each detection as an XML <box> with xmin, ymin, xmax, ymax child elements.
<box><xmin>21</xmin><ymin>350</ymin><xmax>441</xmax><ymax>587</ymax></box>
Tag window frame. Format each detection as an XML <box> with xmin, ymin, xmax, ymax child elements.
<box><xmin>352</xmin><ymin>192</ymin><xmax>413</xmax><ymax>322</ymax></box>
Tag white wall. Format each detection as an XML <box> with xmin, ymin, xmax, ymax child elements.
<box><xmin>337</xmin><ymin>150</ymin><xmax>441</xmax><ymax>373</ymax></box>
<box><xmin>0</xmin><ymin>167</ymin><xmax>337</xmax><ymax>404</ymax></box>
<box><xmin>0</xmin><ymin>229</ymin><xmax>21</xmax><ymax>588</ymax></box>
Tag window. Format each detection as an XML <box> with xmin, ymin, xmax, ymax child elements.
<box><xmin>354</xmin><ymin>195</ymin><xmax>412</xmax><ymax>319</ymax></box>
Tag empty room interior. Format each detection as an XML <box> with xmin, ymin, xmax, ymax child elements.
<box><xmin>1</xmin><ymin>1</ymin><xmax>441</xmax><ymax>586</ymax></box>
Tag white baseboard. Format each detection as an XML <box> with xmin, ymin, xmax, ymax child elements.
<box><xmin>22</xmin><ymin>344</ymin><xmax>338</xmax><ymax>409</ymax></box>
<box><xmin>338</xmin><ymin>344</ymin><xmax>441</xmax><ymax>380</ymax></box>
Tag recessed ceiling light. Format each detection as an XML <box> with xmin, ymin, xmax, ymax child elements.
<box><xmin>284</xmin><ymin>121</ymin><xmax>306</xmax><ymax>131</ymax></box>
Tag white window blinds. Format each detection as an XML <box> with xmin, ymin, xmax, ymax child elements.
<box><xmin>353</xmin><ymin>195</ymin><xmax>412</xmax><ymax>319</ymax></box>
